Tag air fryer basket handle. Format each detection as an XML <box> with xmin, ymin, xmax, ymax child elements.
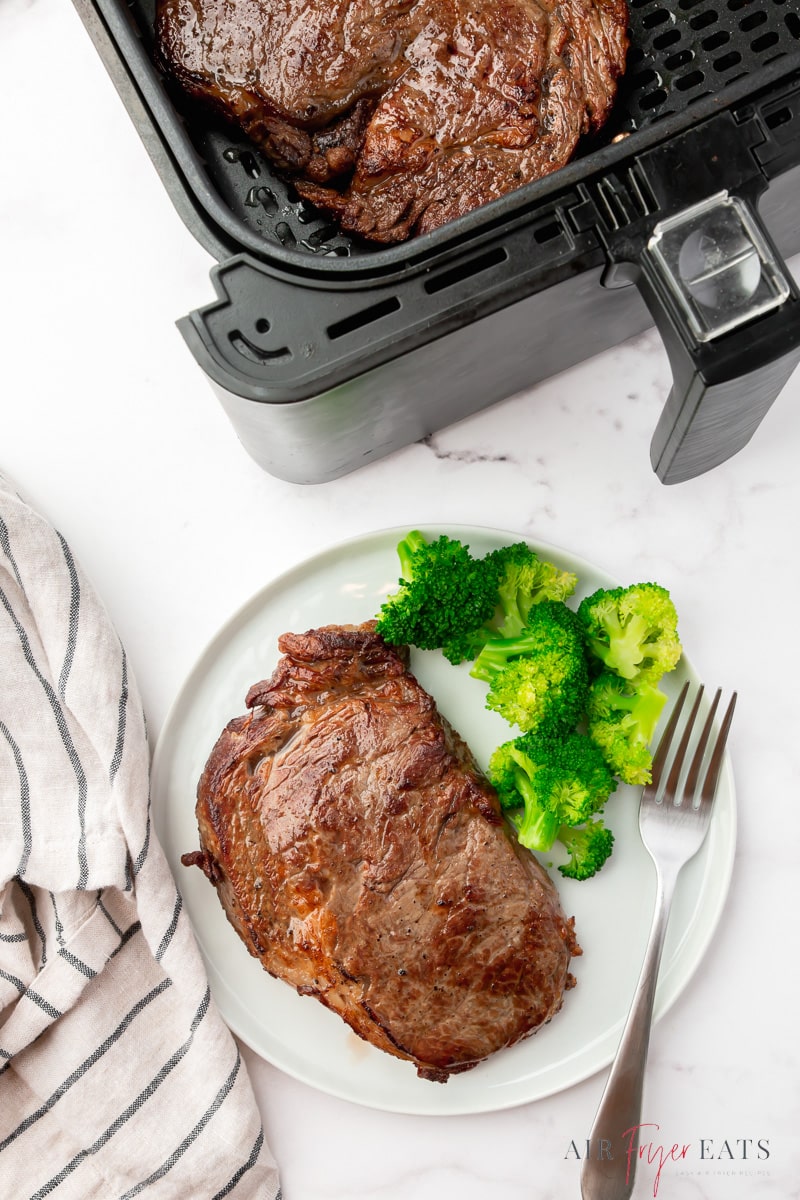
<box><xmin>590</xmin><ymin>111</ymin><xmax>800</xmax><ymax>483</ymax></box>
<box><xmin>634</xmin><ymin>192</ymin><xmax>800</xmax><ymax>484</ymax></box>
<box><xmin>648</xmin><ymin>322</ymin><xmax>800</xmax><ymax>485</ymax></box>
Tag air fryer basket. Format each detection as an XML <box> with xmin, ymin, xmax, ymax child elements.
<box><xmin>77</xmin><ymin>0</ymin><xmax>800</xmax><ymax>481</ymax></box>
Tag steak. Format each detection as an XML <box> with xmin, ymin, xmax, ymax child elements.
<box><xmin>182</xmin><ymin>623</ymin><xmax>579</xmax><ymax>1081</ymax></box>
<box><xmin>155</xmin><ymin>0</ymin><xmax>629</xmax><ymax>242</ymax></box>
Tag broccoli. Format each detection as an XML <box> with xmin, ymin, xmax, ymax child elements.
<box><xmin>587</xmin><ymin>671</ymin><xmax>668</xmax><ymax>785</ymax></box>
<box><xmin>471</xmin><ymin>602</ymin><xmax>589</xmax><ymax>736</ymax></box>
<box><xmin>485</xmin><ymin>542</ymin><xmax>578</xmax><ymax>638</ymax></box>
<box><xmin>488</xmin><ymin>730</ymin><xmax>616</xmax><ymax>856</ymax></box>
<box><xmin>375</xmin><ymin>531</ymin><xmax>684</xmax><ymax>884</ymax></box>
<box><xmin>557</xmin><ymin>819</ymin><xmax>615</xmax><ymax>881</ymax></box>
<box><xmin>375</xmin><ymin>531</ymin><xmax>501</xmax><ymax>652</ymax></box>
<box><xmin>441</xmin><ymin>542</ymin><xmax>577</xmax><ymax>662</ymax></box>
<box><xmin>577</xmin><ymin>582</ymin><xmax>681</xmax><ymax>683</ymax></box>
<box><xmin>375</xmin><ymin>532</ymin><xmax>578</xmax><ymax>665</ymax></box>
<box><xmin>489</xmin><ymin>738</ymin><xmax>562</xmax><ymax>853</ymax></box>
<box><xmin>440</xmin><ymin>623</ymin><xmax>496</xmax><ymax>668</ymax></box>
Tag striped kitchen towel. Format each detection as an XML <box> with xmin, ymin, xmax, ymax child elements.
<box><xmin>0</xmin><ymin>475</ymin><xmax>281</xmax><ymax>1199</ymax></box>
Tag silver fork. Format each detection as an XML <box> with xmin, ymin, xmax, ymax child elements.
<box><xmin>581</xmin><ymin>682</ymin><xmax>737</xmax><ymax>1200</ymax></box>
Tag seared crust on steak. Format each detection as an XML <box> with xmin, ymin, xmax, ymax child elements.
<box><xmin>183</xmin><ymin>622</ymin><xmax>579</xmax><ymax>1080</ymax></box>
<box><xmin>155</xmin><ymin>0</ymin><xmax>628</xmax><ymax>242</ymax></box>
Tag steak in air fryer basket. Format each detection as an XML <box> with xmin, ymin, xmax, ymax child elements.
<box><xmin>182</xmin><ymin>624</ymin><xmax>580</xmax><ymax>1080</ymax></box>
<box><xmin>155</xmin><ymin>0</ymin><xmax>629</xmax><ymax>243</ymax></box>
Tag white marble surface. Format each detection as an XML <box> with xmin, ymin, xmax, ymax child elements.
<box><xmin>3</xmin><ymin>2</ymin><xmax>799</xmax><ymax>1197</ymax></box>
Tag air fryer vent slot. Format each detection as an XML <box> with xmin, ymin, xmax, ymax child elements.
<box><xmin>765</xmin><ymin>104</ymin><xmax>793</xmax><ymax>128</ymax></box>
<box><xmin>423</xmin><ymin>247</ymin><xmax>509</xmax><ymax>295</ymax></box>
<box><xmin>533</xmin><ymin>220</ymin><xmax>563</xmax><ymax>244</ymax></box>
<box><xmin>326</xmin><ymin>297</ymin><xmax>401</xmax><ymax>340</ymax></box>
<box><xmin>238</xmin><ymin>151</ymin><xmax>261</xmax><ymax>179</ymax></box>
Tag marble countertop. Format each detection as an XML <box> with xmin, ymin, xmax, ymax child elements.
<box><xmin>3</xmin><ymin>2</ymin><xmax>799</xmax><ymax>1197</ymax></box>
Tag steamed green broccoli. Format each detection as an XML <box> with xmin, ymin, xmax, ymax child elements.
<box><xmin>486</xmin><ymin>542</ymin><xmax>578</xmax><ymax>638</ymax></box>
<box><xmin>442</xmin><ymin>542</ymin><xmax>577</xmax><ymax>663</ymax></box>
<box><xmin>440</xmin><ymin>623</ymin><xmax>497</xmax><ymax>667</ymax></box>
<box><xmin>577</xmin><ymin>582</ymin><xmax>681</xmax><ymax>683</ymax></box>
<box><xmin>471</xmin><ymin>602</ymin><xmax>589</xmax><ymax>735</ymax></box>
<box><xmin>375</xmin><ymin>530</ymin><xmax>683</xmax><ymax>883</ymax></box>
<box><xmin>375</xmin><ymin>531</ymin><xmax>501</xmax><ymax>651</ymax></box>
<box><xmin>489</xmin><ymin>730</ymin><xmax>616</xmax><ymax>856</ymax></box>
<box><xmin>375</xmin><ymin>532</ymin><xmax>578</xmax><ymax>664</ymax></box>
<box><xmin>587</xmin><ymin>671</ymin><xmax>668</xmax><ymax>785</ymax></box>
<box><xmin>557</xmin><ymin>819</ymin><xmax>615</xmax><ymax>881</ymax></box>
<box><xmin>489</xmin><ymin>739</ymin><xmax>562</xmax><ymax>853</ymax></box>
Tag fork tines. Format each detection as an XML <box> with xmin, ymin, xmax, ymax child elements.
<box><xmin>648</xmin><ymin>682</ymin><xmax>737</xmax><ymax>807</ymax></box>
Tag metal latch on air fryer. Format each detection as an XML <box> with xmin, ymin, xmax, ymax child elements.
<box><xmin>644</xmin><ymin>192</ymin><xmax>792</xmax><ymax>343</ymax></box>
<box><xmin>567</xmin><ymin>103</ymin><xmax>798</xmax><ymax>325</ymax></box>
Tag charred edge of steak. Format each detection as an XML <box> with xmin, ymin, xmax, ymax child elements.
<box><xmin>181</xmin><ymin>848</ymin><xmax>223</xmax><ymax>885</ymax></box>
<box><xmin>245</xmin><ymin>623</ymin><xmax>409</xmax><ymax>709</ymax></box>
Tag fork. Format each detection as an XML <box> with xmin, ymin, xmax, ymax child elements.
<box><xmin>580</xmin><ymin>682</ymin><xmax>737</xmax><ymax>1200</ymax></box>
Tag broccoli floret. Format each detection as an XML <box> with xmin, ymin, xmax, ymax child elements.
<box><xmin>557</xmin><ymin>819</ymin><xmax>615</xmax><ymax>881</ymax></box>
<box><xmin>441</xmin><ymin>624</ymin><xmax>495</xmax><ymax>667</ymax></box>
<box><xmin>577</xmin><ymin>582</ymin><xmax>681</xmax><ymax>683</ymax></box>
<box><xmin>545</xmin><ymin>733</ymin><xmax>618</xmax><ymax>826</ymax></box>
<box><xmin>471</xmin><ymin>602</ymin><xmax>589</xmax><ymax>735</ymax></box>
<box><xmin>489</xmin><ymin>731</ymin><xmax>616</xmax><ymax>855</ymax></box>
<box><xmin>489</xmin><ymin>741</ymin><xmax>562</xmax><ymax>853</ymax></box>
<box><xmin>471</xmin><ymin>599</ymin><xmax>584</xmax><ymax>680</ymax></box>
<box><xmin>375</xmin><ymin>531</ymin><xmax>501</xmax><ymax>651</ymax></box>
<box><xmin>440</xmin><ymin>543</ymin><xmax>577</xmax><ymax>662</ymax></box>
<box><xmin>587</xmin><ymin>671</ymin><xmax>668</xmax><ymax>785</ymax></box>
<box><xmin>485</xmin><ymin>542</ymin><xmax>578</xmax><ymax>638</ymax></box>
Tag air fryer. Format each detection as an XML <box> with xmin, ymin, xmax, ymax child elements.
<box><xmin>73</xmin><ymin>0</ymin><xmax>800</xmax><ymax>483</ymax></box>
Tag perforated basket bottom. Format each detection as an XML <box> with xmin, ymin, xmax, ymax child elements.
<box><xmin>622</xmin><ymin>0</ymin><xmax>800</xmax><ymax>124</ymax></box>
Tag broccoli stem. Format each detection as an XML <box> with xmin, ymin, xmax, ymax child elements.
<box><xmin>507</xmin><ymin>762</ymin><xmax>560</xmax><ymax>853</ymax></box>
<box><xmin>396</xmin><ymin>530</ymin><xmax>427</xmax><ymax>581</ymax></box>
<box><xmin>470</xmin><ymin>635</ymin><xmax>536</xmax><ymax>683</ymax></box>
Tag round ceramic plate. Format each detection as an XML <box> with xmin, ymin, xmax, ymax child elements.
<box><xmin>151</xmin><ymin>525</ymin><xmax>736</xmax><ymax>1116</ymax></box>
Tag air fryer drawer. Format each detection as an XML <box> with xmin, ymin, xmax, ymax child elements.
<box><xmin>73</xmin><ymin>0</ymin><xmax>800</xmax><ymax>482</ymax></box>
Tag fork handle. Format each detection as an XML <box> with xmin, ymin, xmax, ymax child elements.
<box><xmin>580</xmin><ymin>863</ymin><xmax>680</xmax><ymax>1200</ymax></box>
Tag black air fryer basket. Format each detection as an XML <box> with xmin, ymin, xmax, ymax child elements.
<box><xmin>75</xmin><ymin>0</ymin><xmax>800</xmax><ymax>483</ymax></box>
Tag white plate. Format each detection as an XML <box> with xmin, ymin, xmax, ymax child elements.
<box><xmin>151</xmin><ymin>525</ymin><xmax>736</xmax><ymax>1116</ymax></box>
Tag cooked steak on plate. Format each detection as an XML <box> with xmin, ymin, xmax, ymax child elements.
<box><xmin>155</xmin><ymin>0</ymin><xmax>629</xmax><ymax>242</ymax></box>
<box><xmin>182</xmin><ymin>622</ymin><xmax>579</xmax><ymax>1081</ymax></box>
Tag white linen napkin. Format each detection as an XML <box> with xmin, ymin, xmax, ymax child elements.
<box><xmin>0</xmin><ymin>475</ymin><xmax>281</xmax><ymax>1199</ymax></box>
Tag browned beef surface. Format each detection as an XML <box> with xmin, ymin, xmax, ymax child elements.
<box><xmin>183</xmin><ymin>623</ymin><xmax>579</xmax><ymax>1080</ymax></box>
<box><xmin>156</xmin><ymin>0</ymin><xmax>628</xmax><ymax>242</ymax></box>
